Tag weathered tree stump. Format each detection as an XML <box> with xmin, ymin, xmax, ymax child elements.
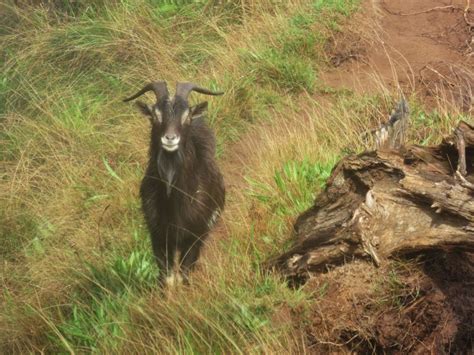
<box><xmin>271</xmin><ymin>103</ymin><xmax>474</xmax><ymax>280</ymax></box>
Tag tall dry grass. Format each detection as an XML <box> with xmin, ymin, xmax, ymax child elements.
<box><xmin>1</xmin><ymin>0</ymin><xmax>468</xmax><ymax>352</ymax></box>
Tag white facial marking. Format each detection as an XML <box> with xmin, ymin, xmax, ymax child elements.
<box><xmin>154</xmin><ymin>107</ymin><xmax>162</xmax><ymax>122</ymax></box>
<box><xmin>161</xmin><ymin>136</ymin><xmax>180</xmax><ymax>152</ymax></box>
<box><xmin>181</xmin><ymin>108</ymin><xmax>190</xmax><ymax>124</ymax></box>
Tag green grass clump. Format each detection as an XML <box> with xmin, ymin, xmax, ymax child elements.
<box><xmin>249</xmin><ymin>157</ymin><xmax>336</xmax><ymax>217</ymax></box>
<box><xmin>409</xmin><ymin>101</ymin><xmax>472</xmax><ymax>145</ymax></box>
<box><xmin>243</xmin><ymin>48</ymin><xmax>316</xmax><ymax>92</ymax></box>
<box><xmin>244</xmin><ymin>151</ymin><xmax>339</xmax><ymax>256</ymax></box>
<box><xmin>239</xmin><ymin>0</ymin><xmax>360</xmax><ymax>92</ymax></box>
<box><xmin>313</xmin><ymin>0</ymin><xmax>360</xmax><ymax>16</ymax></box>
<box><xmin>46</xmin><ymin>243</ymin><xmax>156</xmax><ymax>351</ymax></box>
<box><xmin>56</xmin><ymin>295</ymin><xmax>128</xmax><ymax>352</ymax></box>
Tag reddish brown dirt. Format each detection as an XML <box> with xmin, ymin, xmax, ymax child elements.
<box><xmin>302</xmin><ymin>254</ymin><xmax>474</xmax><ymax>354</ymax></box>
<box><xmin>322</xmin><ymin>0</ymin><xmax>473</xmax><ymax>112</ymax></box>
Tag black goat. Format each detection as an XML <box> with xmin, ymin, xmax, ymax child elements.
<box><xmin>123</xmin><ymin>81</ymin><xmax>225</xmax><ymax>285</ymax></box>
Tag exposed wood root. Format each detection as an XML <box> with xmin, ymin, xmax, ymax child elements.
<box><xmin>270</xmin><ymin>120</ymin><xmax>474</xmax><ymax>280</ymax></box>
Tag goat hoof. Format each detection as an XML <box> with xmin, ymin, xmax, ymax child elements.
<box><xmin>164</xmin><ymin>272</ymin><xmax>186</xmax><ymax>287</ymax></box>
<box><xmin>175</xmin><ymin>273</ymin><xmax>184</xmax><ymax>285</ymax></box>
<box><xmin>165</xmin><ymin>274</ymin><xmax>177</xmax><ymax>287</ymax></box>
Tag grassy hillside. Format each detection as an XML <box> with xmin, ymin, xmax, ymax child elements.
<box><xmin>0</xmin><ymin>0</ymin><xmax>465</xmax><ymax>352</ymax></box>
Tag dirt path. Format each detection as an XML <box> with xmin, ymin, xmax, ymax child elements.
<box><xmin>323</xmin><ymin>0</ymin><xmax>473</xmax><ymax>111</ymax></box>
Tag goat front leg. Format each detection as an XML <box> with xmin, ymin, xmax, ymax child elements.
<box><xmin>178</xmin><ymin>237</ymin><xmax>204</xmax><ymax>285</ymax></box>
<box><xmin>150</xmin><ymin>231</ymin><xmax>176</xmax><ymax>287</ymax></box>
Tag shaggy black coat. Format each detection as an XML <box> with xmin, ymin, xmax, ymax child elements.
<box><xmin>140</xmin><ymin>116</ymin><xmax>225</xmax><ymax>283</ymax></box>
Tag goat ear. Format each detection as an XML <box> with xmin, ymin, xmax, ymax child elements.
<box><xmin>190</xmin><ymin>102</ymin><xmax>208</xmax><ymax>121</ymax></box>
<box><xmin>135</xmin><ymin>101</ymin><xmax>152</xmax><ymax>116</ymax></box>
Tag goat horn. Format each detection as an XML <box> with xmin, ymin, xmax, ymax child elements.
<box><xmin>175</xmin><ymin>82</ymin><xmax>224</xmax><ymax>101</ymax></box>
<box><xmin>123</xmin><ymin>81</ymin><xmax>169</xmax><ymax>102</ymax></box>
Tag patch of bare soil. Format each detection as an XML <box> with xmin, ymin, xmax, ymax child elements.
<box><xmin>323</xmin><ymin>0</ymin><xmax>473</xmax><ymax>112</ymax></box>
<box><xmin>302</xmin><ymin>253</ymin><xmax>474</xmax><ymax>353</ymax></box>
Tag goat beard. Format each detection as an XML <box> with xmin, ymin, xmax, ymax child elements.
<box><xmin>157</xmin><ymin>149</ymin><xmax>184</xmax><ymax>197</ymax></box>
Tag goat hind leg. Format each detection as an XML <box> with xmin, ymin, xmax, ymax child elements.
<box><xmin>178</xmin><ymin>237</ymin><xmax>204</xmax><ymax>285</ymax></box>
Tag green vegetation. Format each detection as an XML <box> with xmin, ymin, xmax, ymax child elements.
<box><xmin>0</xmin><ymin>0</ymin><xmax>465</xmax><ymax>352</ymax></box>
<box><xmin>255</xmin><ymin>157</ymin><xmax>336</xmax><ymax>215</ymax></box>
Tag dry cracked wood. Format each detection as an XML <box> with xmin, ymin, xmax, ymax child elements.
<box><xmin>271</xmin><ymin>120</ymin><xmax>474</xmax><ymax>279</ymax></box>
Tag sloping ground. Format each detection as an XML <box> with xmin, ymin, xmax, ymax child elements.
<box><xmin>1</xmin><ymin>0</ymin><xmax>471</xmax><ymax>352</ymax></box>
<box><xmin>273</xmin><ymin>121</ymin><xmax>474</xmax><ymax>353</ymax></box>
<box><xmin>1</xmin><ymin>1</ymin><xmax>372</xmax><ymax>352</ymax></box>
<box><xmin>323</xmin><ymin>0</ymin><xmax>473</xmax><ymax>111</ymax></box>
<box><xmin>277</xmin><ymin>0</ymin><xmax>474</xmax><ymax>353</ymax></box>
